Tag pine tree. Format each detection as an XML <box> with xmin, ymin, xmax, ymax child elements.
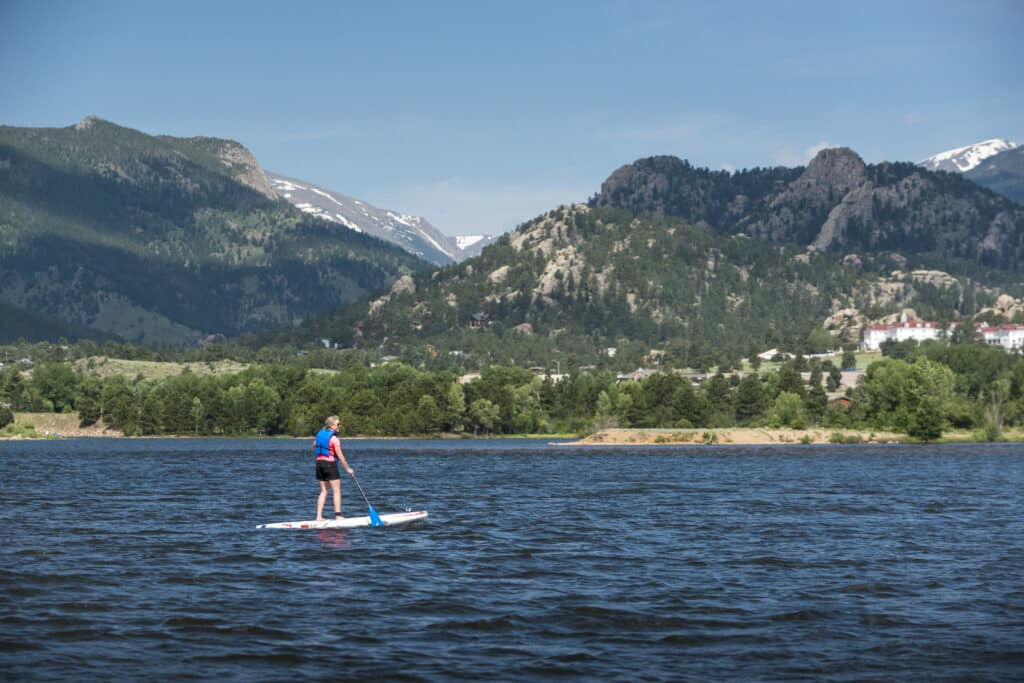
<box><xmin>734</xmin><ymin>375</ymin><xmax>767</xmax><ymax>424</ymax></box>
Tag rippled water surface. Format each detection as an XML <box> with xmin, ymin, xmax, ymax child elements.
<box><xmin>2</xmin><ymin>439</ymin><xmax>1023</xmax><ymax>681</ymax></box>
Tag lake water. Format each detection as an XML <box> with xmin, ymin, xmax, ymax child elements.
<box><xmin>1</xmin><ymin>438</ymin><xmax>1022</xmax><ymax>681</ymax></box>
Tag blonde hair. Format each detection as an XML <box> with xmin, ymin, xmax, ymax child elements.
<box><xmin>325</xmin><ymin>415</ymin><xmax>340</xmax><ymax>428</ymax></box>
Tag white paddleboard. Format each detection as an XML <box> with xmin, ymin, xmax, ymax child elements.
<box><xmin>257</xmin><ymin>510</ymin><xmax>428</xmax><ymax>530</ymax></box>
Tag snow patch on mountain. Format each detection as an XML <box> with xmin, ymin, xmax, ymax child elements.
<box><xmin>271</xmin><ymin>178</ymin><xmax>306</xmax><ymax>192</ymax></box>
<box><xmin>920</xmin><ymin>138</ymin><xmax>1019</xmax><ymax>173</ymax></box>
<box><xmin>457</xmin><ymin>235</ymin><xmax>487</xmax><ymax>249</ymax></box>
<box><xmin>267</xmin><ymin>172</ymin><xmax>463</xmax><ymax>265</ymax></box>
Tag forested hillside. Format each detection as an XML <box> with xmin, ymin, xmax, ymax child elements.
<box><xmin>298</xmin><ymin>204</ymin><xmax>1013</xmax><ymax>370</ymax></box>
<box><xmin>0</xmin><ymin>117</ymin><xmax>425</xmax><ymax>344</ymax></box>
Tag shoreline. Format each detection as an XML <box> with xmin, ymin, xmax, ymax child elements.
<box><xmin>554</xmin><ymin>427</ymin><xmax>1009</xmax><ymax>446</ymax></box>
<box><xmin>4</xmin><ymin>413</ymin><xmax>1019</xmax><ymax>445</ymax></box>
<box><xmin>0</xmin><ymin>414</ymin><xmax>575</xmax><ymax>441</ymax></box>
<box><xmin>1</xmin><ymin>428</ymin><xmax>1015</xmax><ymax>445</ymax></box>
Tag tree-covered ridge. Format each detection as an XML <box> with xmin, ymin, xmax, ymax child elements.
<box><xmin>0</xmin><ymin>118</ymin><xmax>426</xmax><ymax>344</ymax></box>
<box><xmin>296</xmin><ymin>204</ymin><xmax>1011</xmax><ymax>370</ymax></box>
<box><xmin>591</xmin><ymin>148</ymin><xmax>1024</xmax><ymax>277</ymax></box>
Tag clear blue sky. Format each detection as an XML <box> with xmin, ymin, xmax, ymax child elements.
<box><xmin>2</xmin><ymin>1</ymin><xmax>1021</xmax><ymax>236</ymax></box>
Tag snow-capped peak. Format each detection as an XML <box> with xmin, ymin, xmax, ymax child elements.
<box><xmin>266</xmin><ymin>172</ymin><xmax>465</xmax><ymax>265</ymax></box>
<box><xmin>919</xmin><ymin>138</ymin><xmax>1019</xmax><ymax>174</ymax></box>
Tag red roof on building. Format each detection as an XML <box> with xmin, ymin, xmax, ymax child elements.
<box><xmin>979</xmin><ymin>323</ymin><xmax>1024</xmax><ymax>333</ymax></box>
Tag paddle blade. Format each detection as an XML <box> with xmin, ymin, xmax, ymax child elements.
<box><xmin>368</xmin><ymin>505</ymin><xmax>384</xmax><ymax>527</ymax></box>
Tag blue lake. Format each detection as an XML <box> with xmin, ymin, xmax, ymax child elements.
<box><xmin>1</xmin><ymin>438</ymin><xmax>1022</xmax><ymax>681</ymax></box>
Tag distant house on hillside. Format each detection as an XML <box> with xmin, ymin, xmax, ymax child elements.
<box><xmin>468</xmin><ymin>313</ymin><xmax>491</xmax><ymax>329</ymax></box>
<box><xmin>615</xmin><ymin>368</ymin><xmax>659</xmax><ymax>383</ymax></box>
<box><xmin>828</xmin><ymin>394</ymin><xmax>851</xmax><ymax>408</ymax></box>
<box><xmin>757</xmin><ymin>348</ymin><xmax>793</xmax><ymax>361</ymax></box>
<box><xmin>861</xmin><ymin>315</ymin><xmax>952</xmax><ymax>350</ymax></box>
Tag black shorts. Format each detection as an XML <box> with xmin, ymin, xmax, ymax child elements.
<box><xmin>316</xmin><ymin>460</ymin><xmax>341</xmax><ymax>481</ymax></box>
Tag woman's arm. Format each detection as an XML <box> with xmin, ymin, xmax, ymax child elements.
<box><xmin>332</xmin><ymin>436</ymin><xmax>354</xmax><ymax>474</ymax></box>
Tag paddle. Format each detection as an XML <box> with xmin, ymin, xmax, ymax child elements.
<box><xmin>349</xmin><ymin>471</ymin><xmax>384</xmax><ymax>527</ymax></box>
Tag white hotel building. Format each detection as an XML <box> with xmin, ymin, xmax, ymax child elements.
<box><xmin>978</xmin><ymin>324</ymin><xmax>1024</xmax><ymax>351</ymax></box>
<box><xmin>861</xmin><ymin>316</ymin><xmax>1024</xmax><ymax>352</ymax></box>
<box><xmin>861</xmin><ymin>317</ymin><xmax>949</xmax><ymax>351</ymax></box>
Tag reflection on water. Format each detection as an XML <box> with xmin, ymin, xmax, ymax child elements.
<box><xmin>317</xmin><ymin>530</ymin><xmax>352</xmax><ymax>550</ymax></box>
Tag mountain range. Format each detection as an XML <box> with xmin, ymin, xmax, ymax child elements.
<box><xmin>3</xmin><ymin>117</ymin><xmax>1022</xmax><ymax>357</ymax></box>
<box><xmin>0</xmin><ymin>117</ymin><xmax>424</xmax><ymax>344</ymax></box>
<box><xmin>302</xmin><ymin>146</ymin><xmax>1024</xmax><ymax>368</ymax></box>
<box><xmin>591</xmin><ymin>147</ymin><xmax>1024</xmax><ymax>273</ymax></box>
<box><xmin>265</xmin><ymin>172</ymin><xmax>494</xmax><ymax>266</ymax></box>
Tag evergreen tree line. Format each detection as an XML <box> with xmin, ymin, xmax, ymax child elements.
<box><xmin>2</xmin><ymin>339</ymin><xmax>1023</xmax><ymax>440</ymax></box>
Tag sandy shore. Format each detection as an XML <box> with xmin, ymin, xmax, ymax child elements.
<box><xmin>561</xmin><ymin>427</ymin><xmax>909</xmax><ymax>446</ymax></box>
<box><xmin>7</xmin><ymin>413</ymin><xmax>124</xmax><ymax>438</ymax></box>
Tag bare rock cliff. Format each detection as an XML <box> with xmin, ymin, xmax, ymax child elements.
<box><xmin>216</xmin><ymin>141</ymin><xmax>277</xmax><ymax>200</ymax></box>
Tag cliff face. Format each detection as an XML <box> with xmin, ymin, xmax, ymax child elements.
<box><xmin>741</xmin><ymin>148</ymin><xmax>869</xmax><ymax>244</ymax></box>
<box><xmin>590</xmin><ymin>148</ymin><xmax>1024</xmax><ymax>273</ymax></box>
<box><xmin>215</xmin><ymin>140</ymin><xmax>277</xmax><ymax>199</ymax></box>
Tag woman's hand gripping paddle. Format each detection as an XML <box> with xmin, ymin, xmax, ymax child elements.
<box><xmin>349</xmin><ymin>472</ymin><xmax>384</xmax><ymax>527</ymax></box>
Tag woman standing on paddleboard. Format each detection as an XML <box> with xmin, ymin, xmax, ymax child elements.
<box><xmin>314</xmin><ymin>415</ymin><xmax>354</xmax><ymax>521</ymax></box>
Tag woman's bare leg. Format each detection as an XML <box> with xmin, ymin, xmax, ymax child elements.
<box><xmin>316</xmin><ymin>481</ymin><xmax>328</xmax><ymax>520</ymax></box>
<box><xmin>330</xmin><ymin>479</ymin><xmax>342</xmax><ymax>517</ymax></box>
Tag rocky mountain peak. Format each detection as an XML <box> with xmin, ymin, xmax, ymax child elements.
<box><xmin>74</xmin><ymin>115</ymin><xmax>101</xmax><ymax>131</ymax></box>
<box><xmin>216</xmin><ymin>141</ymin><xmax>276</xmax><ymax>199</ymax></box>
<box><xmin>595</xmin><ymin>156</ymin><xmax>687</xmax><ymax>215</ymax></box>
<box><xmin>802</xmin><ymin>147</ymin><xmax>867</xmax><ymax>193</ymax></box>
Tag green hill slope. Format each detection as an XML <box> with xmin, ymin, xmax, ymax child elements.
<box><xmin>300</xmin><ymin>204</ymin><xmax>1015</xmax><ymax>369</ymax></box>
<box><xmin>0</xmin><ymin>117</ymin><xmax>425</xmax><ymax>344</ymax></box>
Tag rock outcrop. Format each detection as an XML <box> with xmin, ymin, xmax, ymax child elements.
<box><xmin>216</xmin><ymin>141</ymin><xmax>277</xmax><ymax>199</ymax></box>
<box><xmin>590</xmin><ymin>147</ymin><xmax>1024</xmax><ymax>272</ymax></box>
